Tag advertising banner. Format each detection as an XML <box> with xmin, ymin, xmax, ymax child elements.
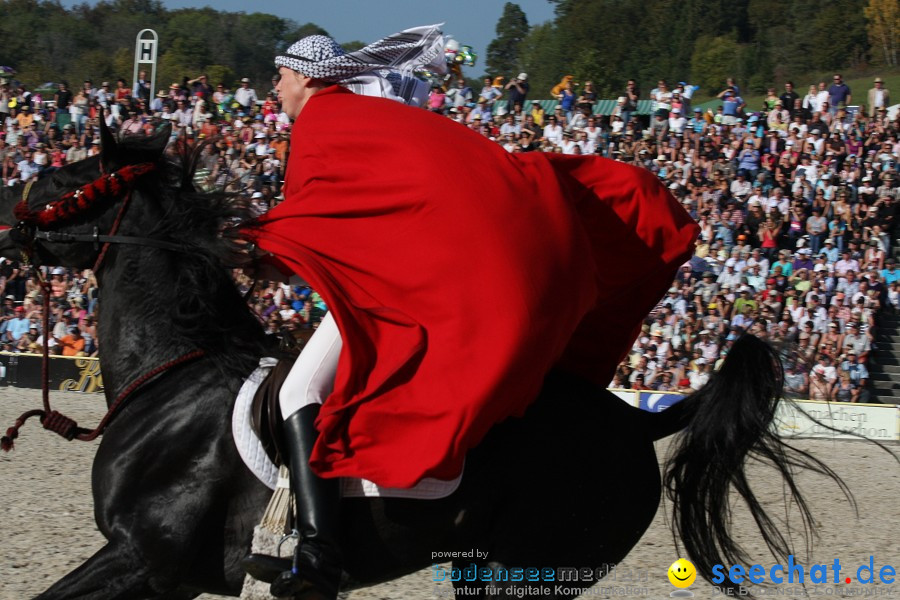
<box><xmin>637</xmin><ymin>392</ymin><xmax>685</xmax><ymax>413</ymax></box>
<box><xmin>607</xmin><ymin>388</ymin><xmax>898</xmax><ymax>441</ymax></box>
<box><xmin>776</xmin><ymin>400</ymin><xmax>899</xmax><ymax>442</ymax></box>
<box><xmin>0</xmin><ymin>352</ymin><xmax>103</xmax><ymax>393</ymax></box>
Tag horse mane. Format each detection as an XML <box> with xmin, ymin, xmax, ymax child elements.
<box><xmin>125</xmin><ymin>134</ymin><xmax>273</xmax><ymax>371</ymax></box>
<box><xmin>154</xmin><ymin>136</ymin><xmax>254</xmax><ymax>266</ymax></box>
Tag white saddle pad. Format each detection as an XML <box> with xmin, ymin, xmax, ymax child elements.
<box><xmin>232</xmin><ymin>360</ymin><xmax>462</xmax><ymax>499</ymax></box>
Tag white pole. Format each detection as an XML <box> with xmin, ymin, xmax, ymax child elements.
<box><xmin>133</xmin><ymin>29</ymin><xmax>159</xmax><ymax>106</ymax></box>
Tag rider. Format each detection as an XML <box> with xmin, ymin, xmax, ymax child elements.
<box><xmin>242</xmin><ymin>26</ymin><xmax>698</xmax><ymax>600</ymax></box>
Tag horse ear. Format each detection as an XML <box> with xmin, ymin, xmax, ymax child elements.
<box><xmin>116</xmin><ymin>122</ymin><xmax>170</xmax><ymax>163</ymax></box>
<box><xmin>143</xmin><ymin>122</ymin><xmax>171</xmax><ymax>157</ymax></box>
<box><xmin>98</xmin><ymin>108</ymin><xmax>119</xmax><ymax>172</ymax></box>
<box><xmin>101</xmin><ymin>118</ymin><xmax>171</xmax><ymax>168</ymax></box>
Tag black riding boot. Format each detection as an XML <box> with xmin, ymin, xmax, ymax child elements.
<box><xmin>267</xmin><ymin>405</ymin><xmax>342</xmax><ymax>599</ymax></box>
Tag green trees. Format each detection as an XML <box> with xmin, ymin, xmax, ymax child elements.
<box><xmin>498</xmin><ymin>0</ymin><xmax>889</xmax><ymax>101</ymax></box>
<box><xmin>0</xmin><ymin>1</ymin><xmax>321</xmax><ymax>90</ymax></box>
<box><xmin>865</xmin><ymin>0</ymin><xmax>900</xmax><ymax>66</ymax></box>
<box><xmin>286</xmin><ymin>22</ymin><xmax>330</xmax><ymax>42</ymax></box>
<box><xmin>690</xmin><ymin>34</ymin><xmax>743</xmax><ymax>95</ymax></box>
<box><xmin>486</xmin><ymin>3</ymin><xmax>529</xmax><ymax>78</ymax></box>
<box><xmin>517</xmin><ymin>22</ymin><xmax>563</xmax><ymax>95</ymax></box>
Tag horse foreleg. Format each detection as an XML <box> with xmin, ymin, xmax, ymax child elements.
<box><xmin>35</xmin><ymin>541</ymin><xmax>187</xmax><ymax>600</ymax></box>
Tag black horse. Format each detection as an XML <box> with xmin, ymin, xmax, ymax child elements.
<box><xmin>0</xmin><ymin>122</ymin><xmax>842</xmax><ymax>599</ymax></box>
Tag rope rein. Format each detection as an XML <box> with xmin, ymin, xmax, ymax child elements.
<box><xmin>1</xmin><ymin>350</ymin><xmax>206</xmax><ymax>450</ymax></box>
<box><xmin>2</xmin><ymin>161</ymin><xmax>206</xmax><ymax>452</ymax></box>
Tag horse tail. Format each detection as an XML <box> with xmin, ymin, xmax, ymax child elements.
<box><xmin>657</xmin><ymin>334</ymin><xmax>850</xmax><ymax>587</ymax></box>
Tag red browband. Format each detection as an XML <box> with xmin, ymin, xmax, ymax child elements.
<box><xmin>14</xmin><ymin>162</ymin><xmax>157</xmax><ymax>228</ymax></box>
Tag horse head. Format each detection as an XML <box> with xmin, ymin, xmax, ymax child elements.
<box><xmin>0</xmin><ymin>117</ymin><xmax>171</xmax><ymax>269</ymax></box>
<box><xmin>0</xmin><ymin>117</ymin><xmax>268</xmax><ymax>396</ymax></box>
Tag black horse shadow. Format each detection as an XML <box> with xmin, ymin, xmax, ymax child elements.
<box><xmin>0</xmin><ymin>121</ymin><xmax>846</xmax><ymax>600</ymax></box>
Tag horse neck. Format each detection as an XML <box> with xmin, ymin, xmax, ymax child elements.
<box><xmin>94</xmin><ymin>243</ymin><xmax>200</xmax><ymax>406</ymax></box>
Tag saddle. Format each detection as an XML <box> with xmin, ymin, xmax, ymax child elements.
<box><xmin>249</xmin><ymin>328</ymin><xmax>314</xmax><ymax>466</ymax></box>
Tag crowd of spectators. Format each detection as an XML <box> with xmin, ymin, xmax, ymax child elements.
<box><xmin>0</xmin><ymin>72</ymin><xmax>287</xmax><ymax>202</ymax></box>
<box><xmin>0</xmin><ymin>67</ymin><xmax>896</xmax><ymax>404</ymax></box>
<box><xmin>603</xmin><ymin>75</ymin><xmax>898</xmax><ymax>403</ymax></box>
<box><xmin>0</xmin><ymin>265</ymin><xmax>97</xmax><ymax>357</ymax></box>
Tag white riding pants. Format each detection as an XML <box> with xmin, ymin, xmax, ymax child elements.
<box><xmin>275</xmin><ymin>310</ymin><xmax>464</xmax><ymax>498</ymax></box>
<box><xmin>278</xmin><ymin>311</ymin><xmax>342</xmax><ymax>418</ymax></box>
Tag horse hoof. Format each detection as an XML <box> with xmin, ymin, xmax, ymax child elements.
<box><xmin>241</xmin><ymin>553</ymin><xmax>292</xmax><ymax>583</ymax></box>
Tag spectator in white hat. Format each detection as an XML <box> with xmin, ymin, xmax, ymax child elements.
<box><xmin>662</xmin><ymin>287</ymin><xmax>687</xmax><ymax>316</ymax></box>
<box><xmin>233</xmin><ymin>77</ymin><xmax>258</xmax><ymax>112</ymax></box>
<box><xmin>504</xmin><ymin>72</ymin><xmax>530</xmax><ymax>112</ymax></box>
<box><xmin>809</xmin><ymin>361</ymin><xmax>834</xmax><ymax>401</ymax></box>
<box><xmin>717</xmin><ymin>259</ymin><xmax>742</xmax><ymax>288</ymax></box>
<box><xmin>696</xmin><ymin>329</ymin><xmax>719</xmax><ymax>361</ymax></box>
<box><xmin>689</xmin><ymin>358</ymin><xmax>711</xmax><ymax>390</ymax></box>
<box><xmin>867</xmin><ymin>77</ymin><xmax>889</xmax><ymax>118</ymax></box>
<box><xmin>821</xmin><ymin>238</ymin><xmax>839</xmax><ymax>263</ymax></box>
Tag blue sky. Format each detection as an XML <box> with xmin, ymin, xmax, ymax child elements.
<box><xmin>58</xmin><ymin>0</ymin><xmax>557</xmax><ymax>76</ymax></box>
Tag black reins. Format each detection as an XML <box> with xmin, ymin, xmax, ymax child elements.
<box><xmin>31</xmin><ymin>228</ymin><xmax>185</xmax><ymax>252</ymax></box>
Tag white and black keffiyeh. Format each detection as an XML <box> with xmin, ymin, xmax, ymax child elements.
<box><xmin>275</xmin><ymin>24</ymin><xmax>446</xmax><ymax>107</ymax></box>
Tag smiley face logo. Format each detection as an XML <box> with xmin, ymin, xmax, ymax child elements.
<box><xmin>668</xmin><ymin>558</ymin><xmax>697</xmax><ymax>588</ymax></box>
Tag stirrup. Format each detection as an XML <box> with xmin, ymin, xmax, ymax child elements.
<box><xmin>240</xmin><ymin>530</ymin><xmax>299</xmax><ymax>584</ymax></box>
<box><xmin>270</xmin><ymin>540</ymin><xmax>341</xmax><ymax>599</ymax></box>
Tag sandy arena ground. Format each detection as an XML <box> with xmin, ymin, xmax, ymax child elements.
<box><xmin>1</xmin><ymin>388</ymin><xmax>898</xmax><ymax>600</ymax></box>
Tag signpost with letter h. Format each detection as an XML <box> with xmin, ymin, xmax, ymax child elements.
<box><xmin>133</xmin><ymin>29</ymin><xmax>158</xmax><ymax>105</ymax></box>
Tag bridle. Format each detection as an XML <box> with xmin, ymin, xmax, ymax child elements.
<box><xmin>1</xmin><ymin>160</ymin><xmax>205</xmax><ymax>452</ymax></box>
<box><xmin>11</xmin><ymin>162</ymin><xmax>185</xmax><ymax>272</ymax></box>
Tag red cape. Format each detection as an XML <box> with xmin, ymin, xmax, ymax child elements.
<box><xmin>247</xmin><ymin>86</ymin><xmax>698</xmax><ymax>488</ymax></box>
